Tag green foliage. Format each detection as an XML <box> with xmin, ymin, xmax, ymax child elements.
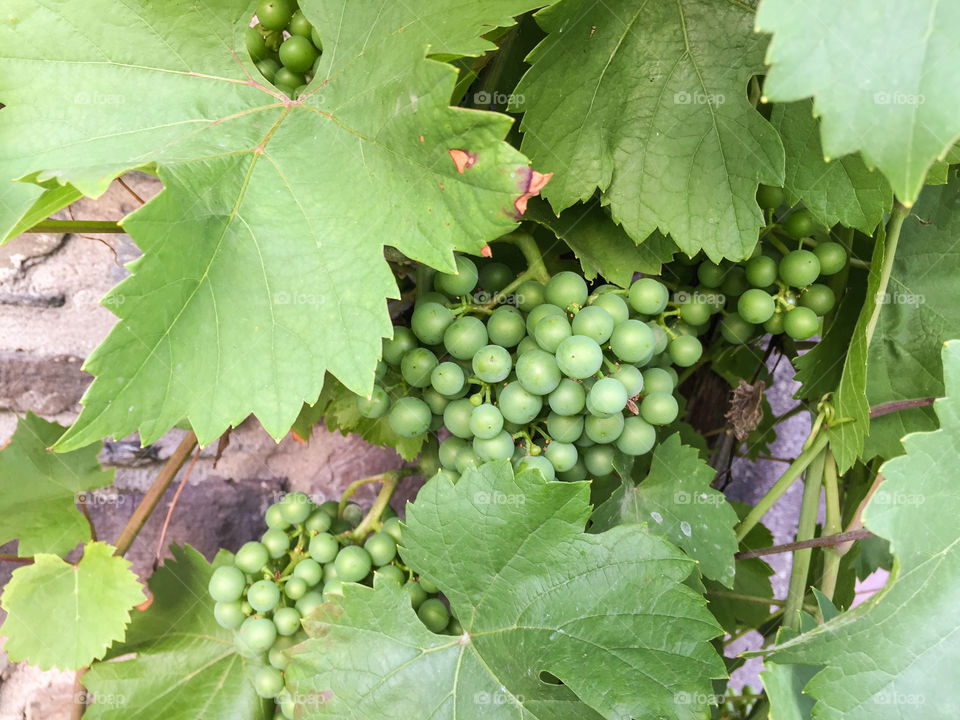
<box><xmin>0</xmin><ymin>542</ymin><xmax>144</xmax><ymax>671</ymax></box>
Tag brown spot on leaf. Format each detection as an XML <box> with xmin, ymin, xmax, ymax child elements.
<box><xmin>725</xmin><ymin>379</ymin><xmax>766</xmax><ymax>441</ymax></box>
<box><xmin>135</xmin><ymin>591</ymin><xmax>154</xmax><ymax>612</ymax></box>
<box><xmin>449</xmin><ymin>149</ymin><xmax>477</xmax><ymax>174</ymax></box>
<box><xmin>419</xmin><ymin>135</ymin><xmax>425</xmax><ymax>143</ymax></box>
<box><xmin>514</xmin><ymin>169</ymin><xmax>553</xmax><ymax>216</ymax></box>
<box><xmin>481</xmin><ymin>244</ymin><xmax>493</xmax><ymax>258</ymax></box>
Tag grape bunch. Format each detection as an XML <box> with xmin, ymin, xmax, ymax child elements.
<box><xmin>359</xmin><ymin>256</ymin><xmax>698</xmax><ymax>485</ymax></box>
<box><xmin>207</xmin><ymin>492</ymin><xmax>458</xmax><ymax>715</ymax></box>
<box><xmin>246</xmin><ymin>0</ymin><xmax>323</xmax><ymax>99</ymax></box>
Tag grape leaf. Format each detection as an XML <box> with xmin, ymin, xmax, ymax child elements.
<box><xmin>863</xmin><ymin>178</ymin><xmax>960</xmax><ymax>461</ymax></box>
<box><xmin>760</xmin><ymin>627</ymin><xmax>817</xmax><ymax>720</ymax></box>
<box><xmin>592</xmin><ymin>434</ymin><xmax>739</xmax><ymax>588</ymax></box>
<box><xmin>0</xmin><ymin>542</ymin><xmax>144</xmax><ymax>671</ymax></box>
<box><xmin>524</xmin><ymin>198</ymin><xmax>678</xmax><ymax>286</ymax></box>
<box><xmin>0</xmin><ymin>412</ymin><xmax>113</xmax><ymax>557</ymax></box>
<box><xmin>513</xmin><ymin>0</ymin><xmax>784</xmax><ymax>260</ymax></box>
<box><xmin>771</xmin><ymin>101</ymin><xmax>891</xmax><ymax>233</ymax></box>
<box><xmin>83</xmin><ymin>544</ymin><xmax>269</xmax><ymax>720</ymax></box>
<box><xmin>286</xmin><ymin>461</ymin><xmax>726</xmax><ymax>719</ymax></box>
<box><xmin>0</xmin><ymin>0</ymin><xmax>547</xmax><ymax>451</ymax></box>
<box><xmin>769</xmin><ymin>340</ymin><xmax>960</xmax><ymax>718</ymax></box>
<box><xmin>756</xmin><ymin>0</ymin><xmax>960</xmax><ymax>204</ymax></box>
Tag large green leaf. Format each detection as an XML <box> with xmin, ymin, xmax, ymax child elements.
<box><xmin>771</xmin><ymin>101</ymin><xmax>891</xmax><ymax>233</ymax></box>
<box><xmin>0</xmin><ymin>412</ymin><xmax>113</xmax><ymax>557</ymax></box>
<box><xmin>513</xmin><ymin>0</ymin><xmax>784</xmax><ymax>261</ymax></box>
<box><xmin>756</xmin><ymin>0</ymin><xmax>960</xmax><ymax>204</ymax></box>
<box><xmin>286</xmin><ymin>461</ymin><xmax>725</xmax><ymax>719</ymax></box>
<box><xmin>0</xmin><ymin>0</ymin><xmax>547</xmax><ymax>450</ymax></box>
<box><xmin>83</xmin><ymin>544</ymin><xmax>269</xmax><ymax>720</ymax></box>
<box><xmin>0</xmin><ymin>542</ymin><xmax>144</xmax><ymax>671</ymax></box>
<box><xmin>770</xmin><ymin>340</ymin><xmax>960</xmax><ymax>718</ymax></box>
<box><xmin>863</xmin><ymin>178</ymin><xmax>960</xmax><ymax>460</ymax></box>
<box><xmin>592</xmin><ymin>434</ymin><xmax>739</xmax><ymax>588</ymax></box>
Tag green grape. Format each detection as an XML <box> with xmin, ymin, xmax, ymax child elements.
<box><xmin>382</xmin><ymin>327</ymin><xmax>417</xmax><ymax>365</ymax></box>
<box><xmin>764</xmin><ymin>310</ymin><xmax>785</xmax><ymax>334</ymax></box>
<box><xmin>642</xmin><ymin>368</ymin><xmax>674</xmax><ymax>395</ymax></box>
<box><xmin>375</xmin><ymin>565</ymin><xmax>406</xmax><ymax>586</ymax></box>
<box><xmin>586</xmin><ymin>378</ymin><xmax>628</xmax><ymax>417</ymax></box>
<box><xmin>256</xmin><ymin>0</ymin><xmax>295</xmax><ymax>30</ymax></box>
<box><xmin>479</xmin><ymin>261</ymin><xmax>513</xmax><ymax>292</ymax></box>
<box><xmin>415</xmin><ymin>291</ymin><xmax>450</xmax><ymax>307</ymax></box>
<box><xmin>534</xmin><ymin>314</ymin><xmax>573</xmax><ymax>353</ymax></box>
<box><xmin>555</xmin><ymin>335</ymin><xmax>603</xmax><ymax>379</ymax></box>
<box><xmin>574</xmin><ymin>433</ymin><xmax>595</xmax><ymax>448</ymax></box>
<box><xmin>255</xmin><ymin>58</ymin><xmax>281</xmax><ymax>83</ymax></box>
<box><xmin>720</xmin><ymin>267</ymin><xmax>749</xmax><ymax>297</ymax></box>
<box><xmin>745</xmin><ymin>255</ymin><xmax>778</xmax><ymax>288</ymax></box>
<box><xmin>422</xmin><ymin>387</ymin><xmax>449</xmax><ymax>416</ymax></box>
<box><xmin>254</xmin><ymin>665</ymin><xmax>285</xmax><ymax>699</ymax></box>
<box><xmin>417</xmin><ymin>598</ymin><xmax>451</xmax><ymax>633</ymax></box>
<box><xmin>756</xmin><ymin>184</ymin><xmax>785</xmax><ymax>209</ymax></box>
<box><xmin>783</xmin><ymin>209</ymin><xmax>815</xmax><ymax>238</ymax></box>
<box><xmin>455</xmin><ymin>447</ymin><xmax>480</xmax><ymax>473</ymax></box>
<box><xmin>591</xmin><ymin>292</ymin><xmax>630</xmax><ymax>325</ymax></box>
<box><xmin>583</xmin><ymin>445</ymin><xmax>615</xmax><ymax>476</ymax></box>
<box><xmin>548</xmin><ymin>378</ymin><xmax>586</xmax><ymax>415</ymax></box>
<box><xmin>382</xmin><ymin>517</ymin><xmax>403</xmax><ymax>545</ymax></box>
<box><xmin>516</xmin><ymin>335</ymin><xmax>539</xmax><ymax>356</ymax></box>
<box><xmin>516</xmin><ymin>349</ymin><xmax>562</xmax><ymax>395</ymax></box>
<box><xmin>411</xmin><ymin>302</ymin><xmax>454</xmax><ymax>345</ymax></box>
<box><xmin>287</xmin><ymin>9</ymin><xmax>313</xmax><ymax>36</ymax></box>
<box><xmin>814</xmin><ymin>242</ymin><xmax>847</xmax><ymax>276</ymax></box>
<box><xmin>584</xmin><ymin>413</ymin><xmax>624</xmax><ymax>444</ymax></box>
<box><xmin>283</xmin><ymin>576</ymin><xmax>307</xmax><ymax>600</ymax></box>
<box><xmin>443</xmin><ymin>398</ymin><xmax>475</xmax><ymax>438</ymax></box>
<box><xmin>434</xmin><ymin>255</ymin><xmax>479</xmax><ymax>296</ymax></box>
<box><xmin>280</xmin><ymin>491</ymin><xmax>312</xmax><ymax>524</ymax></box>
<box><xmin>235</xmin><ymin>541</ymin><xmax>270</xmax><ymax>574</ymax></box>
<box><xmin>697</xmin><ymin>262</ymin><xmax>727</xmax><ymax>288</ymax></box>
<box><xmin>364</xmin><ymin>532</ymin><xmax>398</xmax><ymax>566</ymax></box>
<box><xmin>738</xmin><ymin>288</ymin><xmax>776</xmax><ymax>324</ymax></box>
<box><xmin>240</xmin><ymin>616</ymin><xmax>277</xmax><ymax>652</ymax></box>
<box><xmin>278</xmin><ymin>35</ymin><xmax>317</xmax><ymax>73</ymax></box>
<box><xmin>473</xmin><ymin>430</ymin><xmax>515</xmax><ymax>461</ymax></box>
<box><xmin>248</xmin><ymin>579</ymin><xmax>280</xmax><ymax>612</ymax></box>
<box><xmin>305</xmin><ymin>510</ymin><xmax>331</xmax><ymax>534</ymax></box>
<box><xmin>439</xmin><ymin>436</ymin><xmax>466</xmax><ymax>469</ymax></box>
<box><xmin>318</xmin><ymin>500</ymin><xmax>340</xmax><ymax>518</ymax></box>
<box><xmin>246</xmin><ymin>27</ymin><xmax>269</xmax><ymax>61</ymax></box>
<box><xmin>389</xmin><ymin>397</ymin><xmax>431</xmax><ymax>438</ymax></box>
<box><xmin>261</xmin><ymin>528</ymin><xmax>290</xmax><ymax>559</ymax></box>
<box><xmin>557</xmin><ymin>458</ymin><xmax>588</xmax><ymax>482</ymax></box>
<box><xmin>469</xmin><ymin>403</ymin><xmax>503</xmax><ymax>439</ymax></box>
<box><xmin>401</xmin><ymin>347</ymin><xmax>438</xmax><ymax>388</ymax></box>
<box><xmin>648</xmin><ymin>322</ymin><xmax>668</xmax><ymax>354</ymax></box>
<box><xmin>545</xmin><ymin>441</ymin><xmax>578</xmax><ymax>472</ymax></box>
<box><xmin>273</xmin><ymin>606</ymin><xmax>302</xmax><ymax>637</ymax></box>
<box><xmin>472</xmin><ymin>345</ymin><xmax>512</xmax><ymax>383</ymax></box>
<box><xmin>274</xmin><ymin>66</ymin><xmax>304</xmax><ymax>89</ymax></box>
<box><xmin>323</xmin><ymin>563</ymin><xmax>339</xmax><ymax>582</ymax></box>
<box><xmin>355</xmin><ymin>386</ymin><xmax>389</xmax><ymax>418</ymax></box>
<box><xmin>547</xmin><ymin>412</ymin><xmax>584</xmax><ymax>444</ymax></box>
<box><xmin>214</xmin><ymin>600</ymin><xmax>246</xmax><ymax>630</ymax></box>
<box><xmin>720</xmin><ymin>313</ymin><xmax>757</xmax><ymax>344</ymax></box>
<box><xmin>444</xmin><ymin>316</ymin><xmax>488</xmax><ymax>360</ymax></box>
<box><xmin>525</xmin><ymin>303</ymin><xmax>565</xmax><ymax>335</ymax></box>
<box><xmin>309</xmin><ymin>532</ymin><xmax>339</xmax><ymax>563</ymax></box>
<box><xmin>668</xmin><ymin>335</ymin><xmax>702</xmax><ymax>367</ymax></box>
<box><xmin>628</xmin><ymin>278</ymin><xmax>669</xmax><ymax>315</ymax></box>
<box><xmin>498</xmin><ymin>382</ymin><xmax>543</xmax><ymax>424</ymax></box>
<box><xmin>514</xmin><ymin>280</ymin><xmax>546</xmax><ymax>311</ymax></box>
<box><xmin>293</xmin><ymin>558</ymin><xmax>323</xmax><ymax>586</ymax></box>
<box><xmin>431</xmin><ymin>361</ymin><xmax>465</xmax><ymax>397</ymax></box>
<box><xmin>571</xmin><ymin>305</ymin><xmax>614</xmax><ymax>344</ymax></box>
<box><xmin>545</xmin><ymin>271</ymin><xmax>589</xmax><ymax>309</ymax></box>
<box><xmin>610</xmin><ymin>320</ymin><xmax>656</xmax><ymax>364</ymax></box>
<box><xmin>335</xmin><ymin>546</ymin><xmax>373</xmax><ymax>583</ymax></box>
<box><xmin>311</xmin><ymin>27</ymin><xmax>323</xmax><ymax>50</ymax></box>
<box><xmin>611</xmin><ymin>365</ymin><xmax>643</xmax><ymax>397</ymax></box>
<box><xmin>268</xmin><ymin>635</ymin><xmax>297</xmax><ymax>669</ymax></box>
<box><xmin>799</xmin><ymin>284</ymin><xmax>836</xmax><ymax>315</ymax></box>
<box><xmin>295</xmin><ymin>590</ymin><xmax>325</xmax><ymax>617</ymax></box>
<box><xmin>516</xmin><ymin>454</ymin><xmax>556</xmax><ymax>481</ymax></box>
<box><xmin>678</xmin><ymin>296</ymin><xmax>712</xmax><ymax>326</ymax></box>
<box><xmin>616</xmin><ymin>416</ymin><xmax>656</xmax><ymax>455</ymax></box>
<box><xmin>486</xmin><ymin>306</ymin><xmax>526</xmax><ymax>347</ymax></box>
<box><xmin>640</xmin><ymin>392</ymin><xmax>679</xmax><ymax>425</ymax></box>
<box><xmin>342</xmin><ymin>502</ymin><xmax>363</xmax><ymax>527</ymax></box>
<box><xmin>783</xmin><ymin>306</ymin><xmax>819</xmax><ymax>339</ymax></box>
<box><xmin>404</xmin><ymin>580</ymin><xmax>428</xmax><ymax>610</ymax></box>
<box><xmin>779</xmin><ymin>250</ymin><xmax>821</xmax><ymax>287</ymax></box>
<box><xmin>446</xmin><ymin>617</ymin><xmax>464</xmax><ymax>635</ymax></box>
<box><xmin>264</xmin><ymin>503</ymin><xmax>287</xmax><ymax>529</ymax></box>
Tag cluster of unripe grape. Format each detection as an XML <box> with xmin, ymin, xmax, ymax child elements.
<box><xmin>246</xmin><ymin>0</ymin><xmax>323</xmax><ymax>98</ymax></box>
<box><xmin>357</xmin><ymin>257</ymin><xmax>699</xmax><ymax>484</ymax></box>
<box><xmin>206</xmin><ymin>492</ymin><xmax>457</xmax><ymax>714</ymax></box>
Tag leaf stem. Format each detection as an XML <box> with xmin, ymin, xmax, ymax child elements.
<box><xmin>706</xmin><ymin>589</ymin><xmax>817</xmax><ymax>615</ymax></box>
<box><xmin>869</xmin><ymin>397</ymin><xmax>936</xmax><ymax>418</ymax></box>
<box><xmin>113</xmin><ymin>431</ymin><xmax>197</xmax><ymax>557</ymax></box>
<box><xmin>348</xmin><ymin>470</ymin><xmax>410</xmax><ymax>542</ymax></box>
<box><xmin>500</xmin><ymin>231</ymin><xmax>550</xmax><ymax>284</ymax></box>
<box><xmin>784</xmin><ymin>446</ymin><xmax>826</xmax><ymax>630</ymax></box>
<box><xmin>818</xmin><ymin>450</ymin><xmax>842</xmax><ymax>604</ymax></box>
<box><xmin>338</xmin><ymin>472</ymin><xmax>392</xmax><ymax>517</ymax></box>
<box><xmin>864</xmin><ymin>201</ymin><xmax>909</xmax><ymax>346</ymax></box>
<box><xmin>24</xmin><ymin>220</ymin><xmax>125</xmax><ymax>234</ymax></box>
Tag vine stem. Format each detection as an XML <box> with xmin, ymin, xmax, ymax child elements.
<box><xmin>348</xmin><ymin>469</ymin><xmax>411</xmax><ymax>542</ymax></box>
<box><xmin>864</xmin><ymin>201</ymin><xmax>909</xmax><ymax>346</ymax></box>
<box><xmin>869</xmin><ymin>397</ymin><xmax>935</xmax><ymax>418</ymax></box>
<box><xmin>153</xmin><ymin>443</ymin><xmax>202</xmax><ymax>566</ymax></box>
<box><xmin>784</xmin><ymin>446</ymin><xmax>826</xmax><ymax>630</ymax></box>
<box><xmin>735</xmin><ymin>430</ymin><xmax>829</xmax><ymax>542</ymax></box>
<box><xmin>838</xmin><ymin>471</ymin><xmax>885</xmax><ymax>555</ymax></box>
<box><xmin>338</xmin><ymin>472</ymin><xmax>393</xmax><ymax>517</ymax></box>
<box><xmin>113</xmin><ymin>431</ymin><xmax>197</xmax><ymax>557</ymax></box>
<box><xmin>734</xmin><ymin>529</ymin><xmax>874</xmax><ymax>560</ymax></box>
<box><xmin>501</xmin><ymin>232</ymin><xmax>550</xmax><ymax>284</ymax></box>
<box><xmin>706</xmin><ymin>590</ymin><xmax>817</xmax><ymax>615</ymax></box>
<box><xmin>25</xmin><ymin>220</ymin><xmax>125</xmax><ymax>234</ymax></box>
<box><xmin>0</xmin><ymin>553</ymin><xmax>33</xmax><ymax>565</ymax></box>
<box><xmin>818</xmin><ymin>450</ymin><xmax>843</xmax><ymax>603</ymax></box>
